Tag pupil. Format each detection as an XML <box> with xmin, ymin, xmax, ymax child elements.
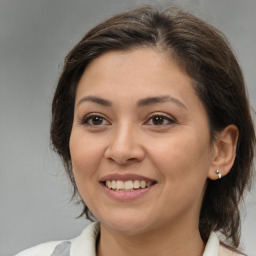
<box><xmin>153</xmin><ymin>116</ymin><xmax>163</xmax><ymax>125</ymax></box>
<box><xmin>92</xmin><ymin>116</ymin><xmax>103</xmax><ymax>125</ymax></box>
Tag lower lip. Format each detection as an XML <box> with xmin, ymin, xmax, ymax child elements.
<box><xmin>100</xmin><ymin>183</ymin><xmax>155</xmax><ymax>201</ymax></box>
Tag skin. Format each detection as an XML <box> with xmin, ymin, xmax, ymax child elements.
<box><xmin>69</xmin><ymin>48</ymin><xmax>238</xmax><ymax>256</ymax></box>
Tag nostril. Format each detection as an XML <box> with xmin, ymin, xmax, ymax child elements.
<box><xmin>104</xmin><ymin>134</ymin><xmax>145</xmax><ymax>164</ymax></box>
<box><xmin>127</xmin><ymin>157</ymin><xmax>138</xmax><ymax>162</ymax></box>
<box><xmin>105</xmin><ymin>149</ymin><xmax>143</xmax><ymax>165</ymax></box>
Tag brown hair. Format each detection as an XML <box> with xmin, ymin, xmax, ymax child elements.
<box><xmin>50</xmin><ymin>5</ymin><xmax>255</xmax><ymax>250</ymax></box>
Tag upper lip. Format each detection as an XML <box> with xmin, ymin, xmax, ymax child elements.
<box><xmin>99</xmin><ymin>173</ymin><xmax>157</xmax><ymax>182</ymax></box>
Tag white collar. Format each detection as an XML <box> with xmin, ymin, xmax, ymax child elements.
<box><xmin>70</xmin><ymin>222</ymin><xmax>220</xmax><ymax>256</ymax></box>
<box><xmin>70</xmin><ymin>222</ymin><xmax>100</xmax><ymax>256</ymax></box>
<box><xmin>203</xmin><ymin>231</ymin><xmax>219</xmax><ymax>256</ymax></box>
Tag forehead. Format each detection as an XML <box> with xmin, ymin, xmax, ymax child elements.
<box><xmin>76</xmin><ymin>48</ymin><xmax>194</xmax><ymax>98</ymax></box>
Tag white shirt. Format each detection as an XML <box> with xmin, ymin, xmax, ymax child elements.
<box><xmin>15</xmin><ymin>222</ymin><xmax>241</xmax><ymax>256</ymax></box>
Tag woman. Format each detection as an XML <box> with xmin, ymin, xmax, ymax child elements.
<box><xmin>16</xmin><ymin>5</ymin><xmax>255</xmax><ymax>256</ymax></box>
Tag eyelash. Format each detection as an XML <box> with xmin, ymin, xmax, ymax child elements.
<box><xmin>79</xmin><ymin>113</ymin><xmax>175</xmax><ymax>127</ymax></box>
<box><xmin>145</xmin><ymin>114</ymin><xmax>175</xmax><ymax>126</ymax></box>
<box><xmin>79</xmin><ymin>113</ymin><xmax>110</xmax><ymax>126</ymax></box>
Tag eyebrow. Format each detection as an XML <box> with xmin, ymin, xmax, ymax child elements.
<box><xmin>77</xmin><ymin>95</ymin><xmax>187</xmax><ymax>110</ymax></box>
<box><xmin>77</xmin><ymin>96</ymin><xmax>112</xmax><ymax>107</ymax></box>
<box><xmin>138</xmin><ymin>95</ymin><xmax>187</xmax><ymax>110</ymax></box>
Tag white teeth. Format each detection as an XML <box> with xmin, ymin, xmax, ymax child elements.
<box><xmin>105</xmin><ymin>180</ymin><xmax>154</xmax><ymax>191</ymax></box>
<box><xmin>141</xmin><ymin>181</ymin><xmax>146</xmax><ymax>189</ymax></box>
<box><xmin>116</xmin><ymin>180</ymin><xmax>124</xmax><ymax>190</ymax></box>
<box><xmin>124</xmin><ymin>180</ymin><xmax>133</xmax><ymax>190</ymax></box>
<box><xmin>106</xmin><ymin>180</ymin><xmax>111</xmax><ymax>188</ymax></box>
<box><xmin>111</xmin><ymin>180</ymin><xmax>116</xmax><ymax>189</ymax></box>
<box><xmin>134</xmin><ymin>180</ymin><xmax>140</xmax><ymax>189</ymax></box>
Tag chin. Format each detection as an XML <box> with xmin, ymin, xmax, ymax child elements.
<box><xmin>96</xmin><ymin>210</ymin><xmax>157</xmax><ymax>235</ymax></box>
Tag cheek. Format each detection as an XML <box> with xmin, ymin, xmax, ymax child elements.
<box><xmin>150</xmin><ymin>135</ymin><xmax>210</xmax><ymax>214</ymax></box>
<box><xmin>69</xmin><ymin>131</ymin><xmax>103</xmax><ymax>180</ymax></box>
<box><xmin>149</xmin><ymin>131</ymin><xmax>211</xmax><ymax>180</ymax></box>
<box><xmin>69</xmin><ymin>132</ymin><xmax>102</xmax><ymax>206</ymax></box>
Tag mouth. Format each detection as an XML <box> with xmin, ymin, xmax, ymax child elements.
<box><xmin>101</xmin><ymin>180</ymin><xmax>157</xmax><ymax>192</ymax></box>
<box><xmin>99</xmin><ymin>174</ymin><xmax>157</xmax><ymax>200</ymax></box>
<box><xmin>99</xmin><ymin>173</ymin><xmax>157</xmax><ymax>194</ymax></box>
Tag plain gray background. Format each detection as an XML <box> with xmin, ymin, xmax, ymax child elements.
<box><xmin>0</xmin><ymin>0</ymin><xmax>255</xmax><ymax>255</ymax></box>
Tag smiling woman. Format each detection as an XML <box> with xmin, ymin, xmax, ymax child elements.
<box><xmin>70</xmin><ymin>48</ymin><xmax>215</xmax><ymax>242</ymax></box>
<box><xmin>16</xmin><ymin>5</ymin><xmax>255</xmax><ymax>256</ymax></box>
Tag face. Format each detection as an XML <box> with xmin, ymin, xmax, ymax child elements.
<box><xmin>70</xmin><ymin>48</ymin><xmax>215</xmax><ymax>235</ymax></box>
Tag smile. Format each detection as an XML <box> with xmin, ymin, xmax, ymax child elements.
<box><xmin>99</xmin><ymin>174</ymin><xmax>157</xmax><ymax>200</ymax></box>
<box><xmin>104</xmin><ymin>180</ymin><xmax>155</xmax><ymax>191</ymax></box>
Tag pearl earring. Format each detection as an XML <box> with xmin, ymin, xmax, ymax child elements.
<box><xmin>215</xmin><ymin>169</ymin><xmax>222</xmax><ymax>179</ymax></box>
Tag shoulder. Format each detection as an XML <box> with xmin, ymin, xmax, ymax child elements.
<box><xmin>14</xmin><ymin>222</ymin><xmax>99</xmax><ymax>256</ymax></box>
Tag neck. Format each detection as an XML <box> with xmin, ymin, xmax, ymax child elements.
<box><xmin>97</xmin><ymin>220</ymin><xmax>205</xmax><ymax>256</ymax></box>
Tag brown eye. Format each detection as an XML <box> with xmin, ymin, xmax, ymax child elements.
<box><xmin>91</xmin><ymin>116</ymin><xmax>104</xmax><ymax>125</ymax></box>
<box><xmin>152</xmin><ymin>116</ymin><xmax>165</xmax><ymax>125</ymax></box>
<box><xmin>146</xmin><ymin>115</ymin><xmax>174</xmax><ymax>126</ymax></box>
<box><xmin>81</xmin><ymin>115</ymin><xmax>110</xmax><ymax>126</ymax></box>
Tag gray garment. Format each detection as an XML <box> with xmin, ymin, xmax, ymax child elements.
<box><xmin>50</xmin><ymin>242</ymin><xmax>71</xmax><ymax>256</ymax></box>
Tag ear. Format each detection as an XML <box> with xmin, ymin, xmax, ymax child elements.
<box><xmin>208</xmin><ymin>125</ymin><xmax>239</xmax><ymax>180</ymax></box>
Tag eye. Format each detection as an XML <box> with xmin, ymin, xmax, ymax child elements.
<box><xmin>146</xmin><ymin>114</ymin><xmax>175</xmax><ymax>126</ymax></box>
<box><xmin>80</xmin><ymin>114</ymin><xmax>110</xmax><ymax>126</ymax></box>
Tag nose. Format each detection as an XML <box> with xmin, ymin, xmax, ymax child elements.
<box><xmin>104</xmin><ymin>123</ymin><xmax>145</xmax><ymax>165</ymax></box>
